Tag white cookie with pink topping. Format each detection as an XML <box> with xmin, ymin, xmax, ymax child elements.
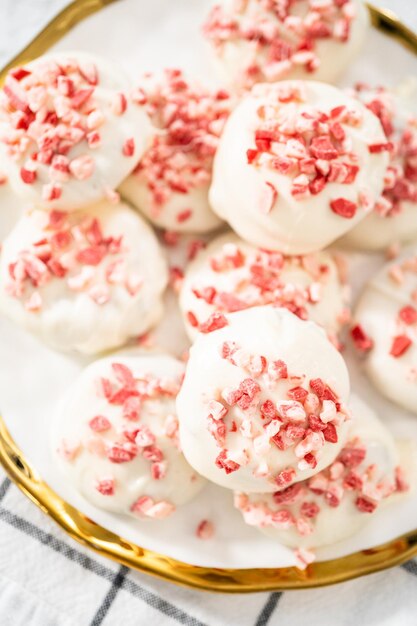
<box><xmin>179</xmin><ymin>232</ymin><xmax>350</xmax><ymax>344</ymax></box>
<box><xmin>120</xmin><ymin>69</ymin><xmax>231</xmax><ymax>233</ymax></box>
<box><xmin>53</xmin><ymin>353</ymin><xmax>205</xmax><ymax>519</ymax></box>
<box><xmin>0</xmin><ymin>52</ymin><xmax>152</xmax><ymax>210</ymax></box>
<box><xmin>340</xmin><ymin>82</ymin><xmax>417</xmax><ymax>250</ymax></box>
<box><xmin>203</xmin><ymin>0</ymin><xmax>369</xmax><ymax>91</ymax></box>
<box><xmin>351</xmin><ymin>250</ymin><xmax>417</xmax><ymax>414</ymax></box>
<box><xmin>210</xmin><ymin>80</ymin><xmax>390</xmax><ymax>254</ymax></box>
<box><xmin>234</xmin><ymin>395</ymin><xmax>409</xmax><ymax>554</ymax></box>
<box><xmin>0</xmin><ymin>200</ymin><xmax>168</xmax><ymax>354</ymax></box>
<box><xmin>177</xmin><ymin>305</ymin><xmax>351</xmax><ymax>493</ymax></box>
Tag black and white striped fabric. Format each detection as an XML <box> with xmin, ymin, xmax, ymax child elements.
<box><xmin>1</xmin><ymin>465</ymin><xmax>417</xmax><ymax>626</ymax></box>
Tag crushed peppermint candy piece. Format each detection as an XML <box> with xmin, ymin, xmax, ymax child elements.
<box><xmin>196</xmin><ymin>519</ymin><xmax>215</xmax><ymax>540</ymax></box>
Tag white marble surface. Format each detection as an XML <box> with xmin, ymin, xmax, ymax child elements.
<box><xmin>0</xmin><ymin>0</ymin><xmax>416</xmax><ymax>68</ymax></box>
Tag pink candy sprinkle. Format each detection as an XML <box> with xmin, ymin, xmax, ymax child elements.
<box><xmin>330</xmin><ymin>198</ymin><xmax>357</xmax><ymax>219</ymax></box>
<box><xmin>122</xmin><ymin>138</ymin><xmax>135</xmax><ymax>157</ymax></box>
<box><xmin>106</xmin><ymin>443</ymin><xmax>138</xmax><ymax>464</ymax></box>
<box><xmin>390</xmin><ymin>335</ymin><xmax>412</xmax><ymax>358</ymax></box>
<box><xmin>89</xmin><ymin>415</ymin><xmax>111</xmax><ymax>432</ymax></box>
<box><xmin>351</xmin><ymin>324</ymin><xmax>374</xmax><ymax>352</ymax></box>
<box><xmin>69</xmin><ymin>155</ymin><xmax>95</xmax><ymax>180</ymax></box>
<box><xmin>199</xmin><ymin>312</ymin><xmax>228</xmax><ymax>333</ymax></box>
<box><xmin>20</xmin><ymin>167</ymin><xmax>36</xmax><ymax>184</ymax></box>
<box><xmin>399</xmin><ymin>305</ymin><xmax>417</xmax><ymax>325</ymax></box>
<box><xmin>259</xmin><ymin>181</ymin><xmax>278</xmax><ymax>214</ymax></box>
<box><xmin>196</xmin><ymin>519</ymin><xmax>214</xmax><ymax>540</ymax></box>
<box><xmin>275</xmin><ymin>468</ymin><xmax>296</xmax><ymax>488</ymax></box>
<box><xmin>215</xmin><ymin>450</ymin><xmax>240</xmax><ymax>474</ymax></box>
<box><xmin>96</xmin><ymin>479</ymin><xmax>115</xmax><ymax>496</ymax></box>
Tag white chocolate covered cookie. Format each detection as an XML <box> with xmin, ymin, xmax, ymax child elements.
<box><xmin>177</xmin><ymin>306</ymin><xmax>351</xmax><ymax>493</ymax></box>
<box><xmin>234</xmin><ymin>395</ymin><xmax>408</xmax><ymax>550</ymax></box>
<box><xmin>341</xmin><ymin>83</ymin><xmax>417</xmax><ymax>249</ymax></box>
<box><xmin>179</xmin><ymin>232</ymin><xmax>349</xmax><ymax>343</ymax></box>
<box><xmin>53</xmin><ymin>353</ymin><xmax>205</xmax><ymax>519</ymax></box>
<box><xmin>0</xmin><ymin>52</ymin><xmax>152</xmax><ymax>209</ymax></box>
<box><xmin>203</xmin><ymin>0</ymin><xmax>369</xmax><ymax>91</ymax></box>
<box><xmin>0</xmin><ymin>200</ymin><xmax>168</xmax><ymax>354</ymax></box>
<box><xmin>210</xmin><ymin>80</ymin><xmax>389</xmax><ymax>254</ymax></box>
<box><xmin>120</xmin><ymin>69</ymin><xmax>231</xmax><ymax>233</ymax></box>
<box><xmin>351</xmin><ymin>250</ymin><xmax>417</xmax><ymax>414</ymax></box>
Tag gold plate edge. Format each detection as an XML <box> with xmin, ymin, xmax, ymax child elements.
<box><xmin>1</xmin><ymin>0</ymin><xmax>417</xmax><ymax>592</ymax></box>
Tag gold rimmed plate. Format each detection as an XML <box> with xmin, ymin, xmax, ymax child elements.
<box><xmin>0</xmin><ymin>0</ymin><xmax>417</xmax><ymax>592</ymax></box>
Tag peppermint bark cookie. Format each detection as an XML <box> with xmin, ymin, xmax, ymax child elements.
<box><xmin>0</xmin><ymin>200</ymin><xmax>168</xmax><ymax>354</ymax></box>
<box><xmin>341</xmin><ymin>83</ymin><xmax>417</xmax><ymax>249</ymax></box>
<box><xmin>203</xmin><ymin>0</ymin><xmax>369</xmax><ymax>91</ymax></box>
<box><xmin>351</xmin><ymin>250</ymin><xmax>417</xmax><ymax>414</ymax></box>
<box><xmin>210</xmin><ymin>80</ymin><xmax>389</xmax><ymax>254</ymax></box>
<box><xmin>0</xmin><ymin>52</ymin><xmax>152</xmax><ymax>209</ymax></box>
<box><xmin>234</xmin><ymin>395</ymin><xmax>409</xmax><ymax>551</ymax></box>
<box><xmin>54</xmin><ymin>353</ymin><xmax>205</xmax><ymax>519</ymax></box>
<box><xmin>120</xmin><ymin>69</ymin><xmax>231</xmax><ymax>233</ymax></box>
<box><xmin>177</xmin><ymin>306</ymin><xmax>351</xmax><ymax>493</ymax></box>
<box><xmin>179</xmin><ymin>232</ymin><xmax>349</xmax><ymax>344</ymax></box>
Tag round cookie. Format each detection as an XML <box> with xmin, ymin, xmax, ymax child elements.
<box><xmin>119</xmin><ymin>68</ymin><xmax>230</xmax><ymax>233</ymax></box>
<box><xmin>0</xmin><ymin>200</ymin><xmax>168</xmax><ymax>354</ymax></box>
<box><xmin>177</xmin><ymin>305</ymin><xmax>351</xmax><ymax>493</ymax></box>
<box><xmin>351</xmin><ymin>250</ymin><xmax>417</xmax><ymax>414</ymax></box>
<box><xmin>210</xmin><ymin>80</ymin><xmax>390</xmax><ymax>254</ymax></box>
<box><xmin>234</xmin><ymin>395</ymin><xmax>408</xmax><ymax>550</ymax></box>
<box><xmin>53</xmin><ymin>353</ymin><xmax>205</xmax><ymax>519</ymax></box>
<box><xmin>0</xmin><ymin>52</ymin><xmax>152</xmax><ymax>209</ymax></box>
<box><xmin>341</xmin><ymin>83</ymin><xmax>417</xmax><ymax>249</ymax></box>
<box><xmin>179</xmin><ymin>232</ymin><xmax>349</xmax><ymax>344</ymax></box>
<box><xmin>203</xmin><ymin>0</ymin><xmax>369</xmax><ymax>91</ymax></box>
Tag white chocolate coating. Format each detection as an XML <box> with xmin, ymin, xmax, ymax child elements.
<box><xmin>0</xmin><ymin>52</ymin><xmax>152</xmax><ymax>210</ymax></box>
<box><xmin>203</xmin><ymin>0</ymin><xmax>369</xmax><ymax>91</ymax></box>
<box><xmin>0</xmin><ymin>173</ymin><xmax>25</xmax><ymax>240</ymax></box>
<box><xmin>0</xmin><ymin>200</ymin><xmax>168</xmax><ymax>354</ymax></box>
<box><xmin>177</xmin><ymin>306</ymin><xmax>351</xmax><ymax>493</ymax></box>
<box><xmin>352</xmin><ymin>250</ymin><xmax>417</xmax><ymax>414</ymax></box>
<box><xmin>120</xmin><ymin>69</ymin><xmax>230</xmax><ymax>233</ymax></box>
<box><xmin>210</xmin><ymin>80</ymin><xmax>389</xmax><ymax>254</ymax></box>
<box><xmin>179</xmin><ymin>232</ymin><xmax>349</xmax><ymax>342</ymax></box>
<box><xmin>234</xmin><ymin>395</ymin><xmax>406</xmax><ymax>549</ymax></box>
<box><xmin>53</xmin><ymin>353</ymin><xmax>205</xmax><ymax>519</ymax></box>
<box><xmin>341</xmin><ymin>83</ymin><xmax>417</xmax><ymax>250</ymax></box>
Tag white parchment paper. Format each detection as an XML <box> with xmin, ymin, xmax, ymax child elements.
<box><xmin>0</xmin><ymin>0</ymin><xmax>416</xmax><ymax>569</ymax></box>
